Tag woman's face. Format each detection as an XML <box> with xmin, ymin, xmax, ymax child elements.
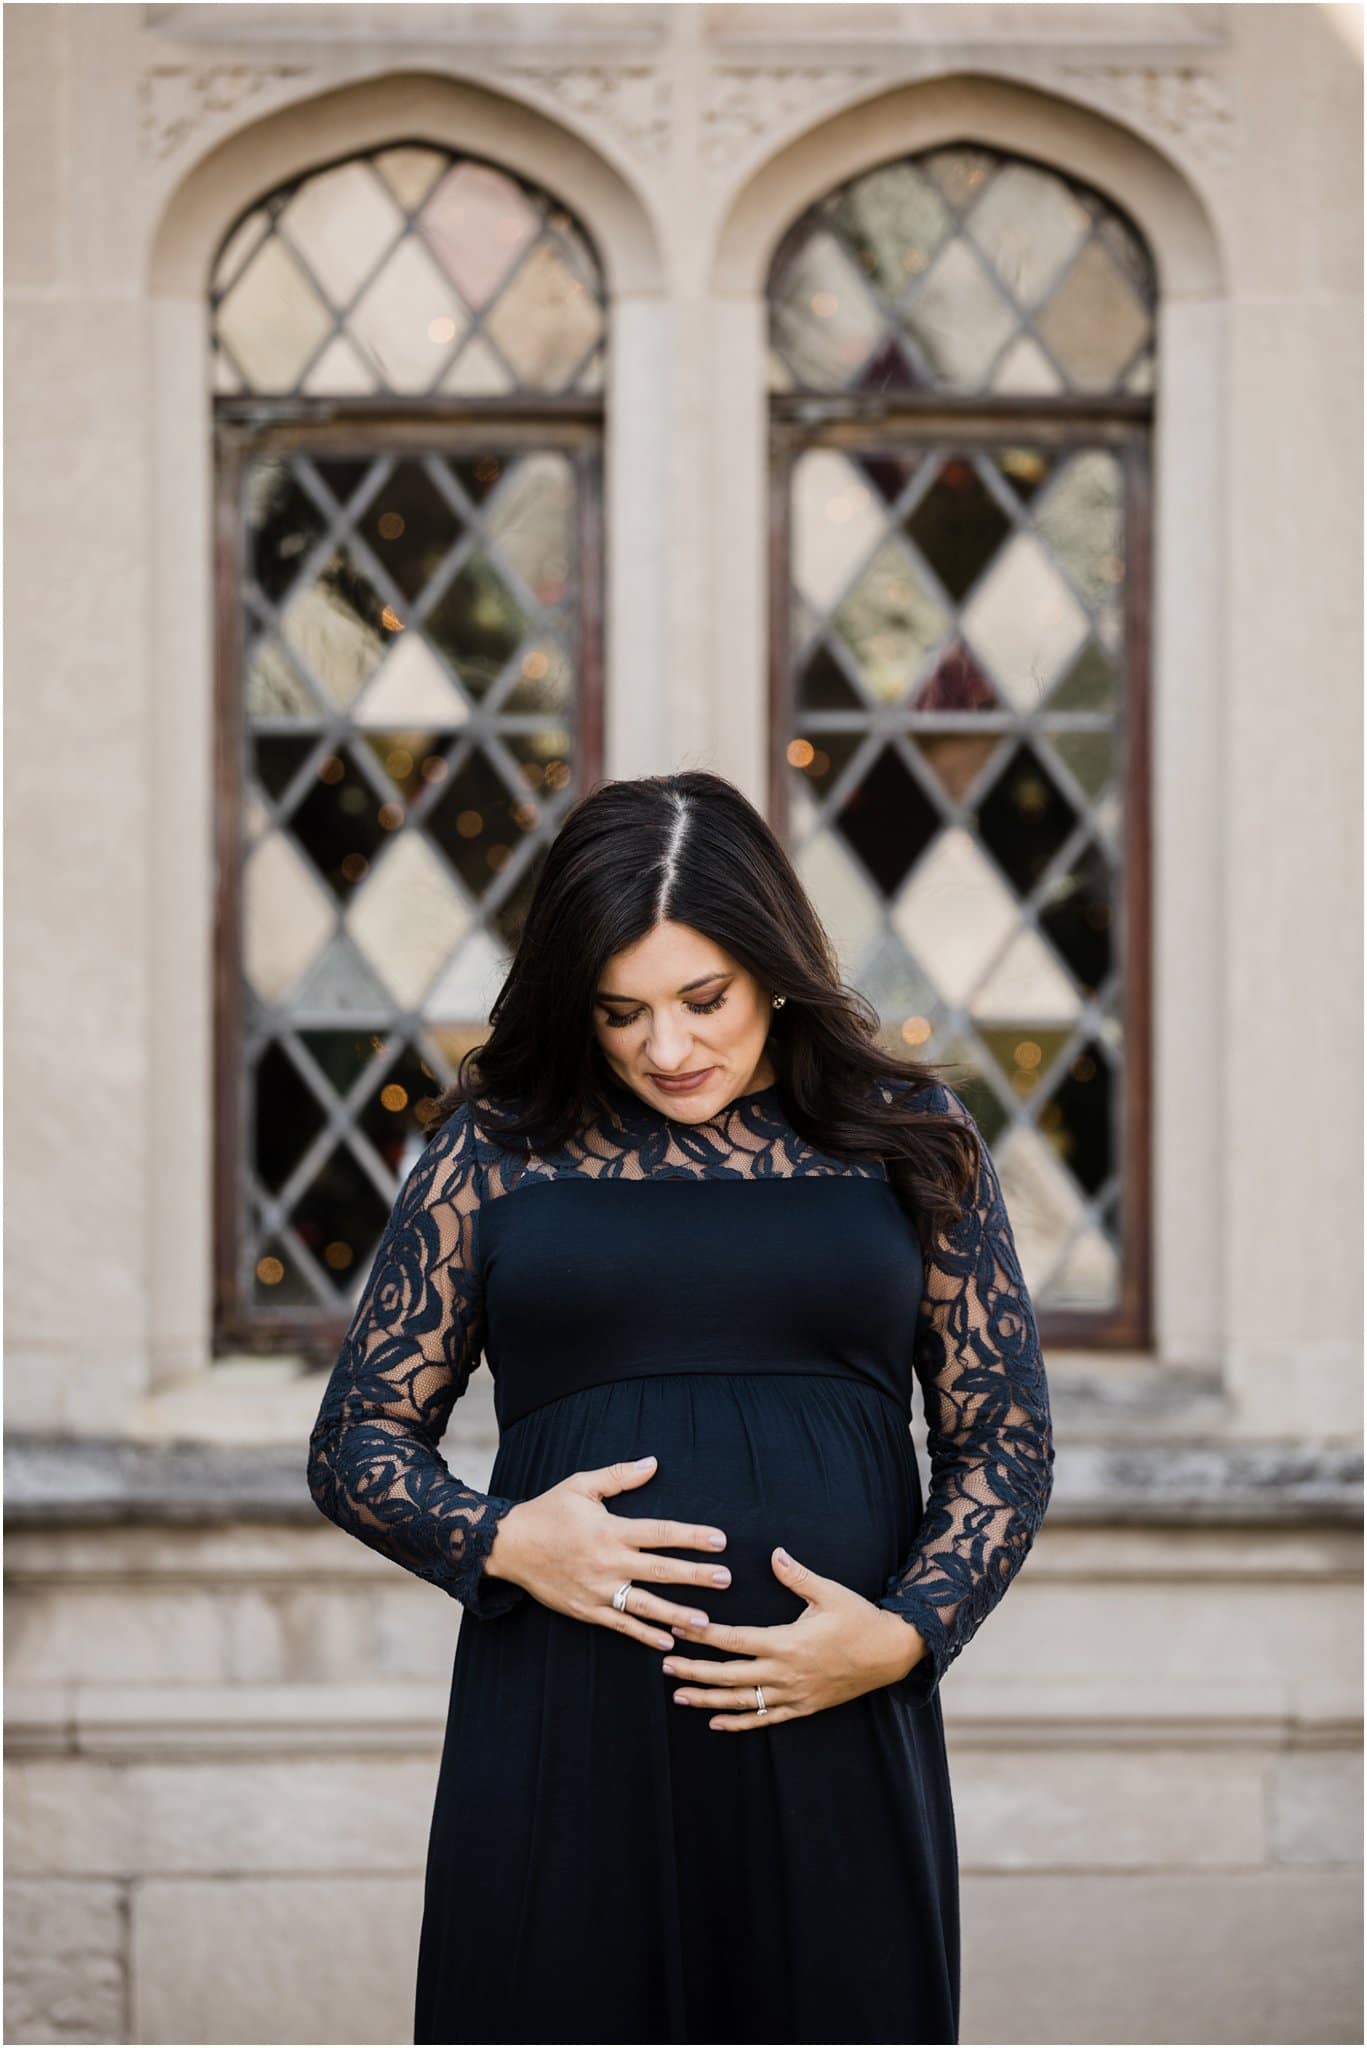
<box><xmin>592</xmin><ymin>921</ymin><xmax>776</xmax><ymax>1119</ymax></box>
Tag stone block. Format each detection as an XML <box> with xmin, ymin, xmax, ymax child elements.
<box><xmin>960</xmin><ymin>1868</ymin><xmax>1363</xmax><ymax>2044</ymax></box>
<box><xmin>1269</xmin><ymin>1746</ymin><xmax>1364</xmax><ymax>1865</ymax></box>
<box><xmin>7</xmin><ymin>1754</ymin><xmax>437</xmax><ymax>1877</ymax></box>
<box><xmin>3</xmin><ymin>1878</ymin><xmax>126</xmax><ymax>2043</ymax></box>
<box><xmin>133</xmin><ymin>1875</ymin><xmax>422</xmax><ymax>2044</ymax></box>
<box><xmin>6</xmin><ymin>1584</ymin><xmax>224</xmax><ymax>1685</ymax></box>
<box><xmin>955</xmin><ymin>1743</ymin><xmax>1267</xmax><ymax>1871</ymax></box>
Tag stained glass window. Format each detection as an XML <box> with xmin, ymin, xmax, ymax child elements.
<box><xmin>770</xmin><ymin>145</ymin><xmax>1156</xmax><ymax>1339</ymax></box>
<box><xmin>211</xmin><ymin>144</ymin><xmax>605</xmax><ymax>1347</ymax></box>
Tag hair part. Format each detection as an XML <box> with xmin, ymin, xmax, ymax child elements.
<box><xmin>426</xmin><ymin>770</ymin><xmax>981</xmax><ymax>1249</ymax></box>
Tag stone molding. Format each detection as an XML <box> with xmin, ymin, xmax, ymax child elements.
<box><xmin>4</xmin><ymin>1430</ymin><xmax>1361</xmax><ymax>1527</ymax></box>
<box><xmin>8</xmin><ymin>1677</ymin><xmax>1358</xmax><ymax>1763</ymax></box>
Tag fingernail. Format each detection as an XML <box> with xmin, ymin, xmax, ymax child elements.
<box><xmin>690</xmin><ymin>1613</ymin><xmax>709</xmax><ymax>1628</ymax></box>
<box><xmin>673</xmin><ymin>1693</ymin><xmax>691</xmax><ymax>1706</ymax></box>
<box><xmin>775</xmin><ymin>1546</ymin><xmax>790</xmax><ymax>1562</ymax></box>
<box><xmin>661</xmin><ymin>1660</ymin><xmax>677</xmax><ymax>1674</ymax></box>
<box><xmin>711</xmin><ymin>1569</ymin><xmax>730</xmax><ymax>1586</ymax></box>
<box><xmin>654</xmin><ymin>1633</ymin><xmax>673</xmax><ymax>1649</ymax></box>
<box><xmin>634</xmin><ymin>1455</ymin><xmax>655</xmax><ymax>1468</ymax></box>
<box><xmin>708</xmin><ymin>1533</ymin><xmax>727</xmax><ymax>1549</ymax></box>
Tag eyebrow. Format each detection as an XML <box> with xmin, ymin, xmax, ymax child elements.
<box><xmin>594</xmin><ymin>971</ymin><xmax>730</xmax><ymax>1003</ymax></box>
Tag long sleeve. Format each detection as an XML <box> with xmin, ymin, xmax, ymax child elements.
<box><xmin>878</xmin><ymin>1081</ymin><xmax>1055</xmax><ymax>1706</ymax></box>
<box><xmin>305</xmin><ymin>1098</ymin><xmax>526</xmax><ymax>1620</ymax></box>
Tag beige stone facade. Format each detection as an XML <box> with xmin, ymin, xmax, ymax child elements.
<box><xmin>4</xmin><ymin>4</ymin><xmax>1362</xmax><ymax>2042</ymax></box>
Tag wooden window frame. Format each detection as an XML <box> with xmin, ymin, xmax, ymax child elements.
<box><xmin>212</xmin><ymin>397</ymin><xmax>605</xmax><ymax>1355</ymax></box>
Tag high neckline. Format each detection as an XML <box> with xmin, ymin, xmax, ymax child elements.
<box><xmin>596</xmin><ymin>1067</ymin><xmax>784</xmax><ymax>1125</ymax></box>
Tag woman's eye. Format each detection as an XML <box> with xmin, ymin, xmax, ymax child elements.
<box><xmin>600</xmin><ymin>992</ymin><xmax>727</xmax><ymax>1031</ymax></box>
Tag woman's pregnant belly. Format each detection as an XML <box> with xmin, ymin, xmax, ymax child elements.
<box><xmin>486</xmin><ymin>1368</ymin><xmax>921</xmax><ymax>1649</ymax></box>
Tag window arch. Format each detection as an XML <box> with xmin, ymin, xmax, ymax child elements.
<box><xmin>211</xmin><ymin>139</ymin><xmax>606</xmax><ymax>1351</ymax></box>
<box><xmin>768</xmin><ymin>142</ymin><xmax>1156</xmax><ymax>1342</ymax></box>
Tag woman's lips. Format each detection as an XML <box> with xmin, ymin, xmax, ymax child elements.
<box><xmin>648</xmin><ymin>1067</ymin><xmax>716</xmax><ymax>1095</ymax></box>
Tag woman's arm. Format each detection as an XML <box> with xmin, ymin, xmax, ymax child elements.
<box><xmin>877</xmin><ymin>1081</ymin><xmax>1056</xmax><ymax>1706</ymax></box>
<box><xmin>305</xmin><ymin>1099</ymin><xmax>526</xmax><ymax>1620</ymax></box>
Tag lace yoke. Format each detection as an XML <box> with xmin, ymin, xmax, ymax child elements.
<box><xmin>477</xmin><ymin>1074</ymin><xmax>892</xmax><ymax>1200</ymax></box>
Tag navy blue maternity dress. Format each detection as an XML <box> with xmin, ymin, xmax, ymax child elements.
<box><xmin>306</xmin><ymin>1070</ymin><xmax>1054</xmax><ymax>2046</ymax></box>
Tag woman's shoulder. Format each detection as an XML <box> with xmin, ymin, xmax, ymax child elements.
<box><xmin>417</xmin><ymin>1090</ymin><xmax>515</xmax><ymax>1165</ymax></box>
<box><xmin>872</xmin><ymin>1072</ymin><xmax>972</xmax><ymax>1124</ymax></box>
<box><xmin>406</xmin><ymin>1094</ymin><xmax>484</xmax><ymax>1174</ymax></box>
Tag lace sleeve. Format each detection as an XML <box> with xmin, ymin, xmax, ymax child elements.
<box><xmin>305</xmin><ymin>1099</ymin><xmax>525</xmax><ymax>1620</ymax></box>
<box><xmin>878</xmin><ymin>1081</ymin><xmax>1055</xmax><ymax>1706</ymax></box>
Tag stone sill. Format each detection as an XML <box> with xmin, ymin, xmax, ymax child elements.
<box><xmin>4</xmin><ymin>1427</ymin><xmax>1361</xmax><ymax>1528</ymax></box>
<box><xmin>134</xmin><ymin>1348</ymin><xmax>1244</xmax><ymax>1447</ymax></box>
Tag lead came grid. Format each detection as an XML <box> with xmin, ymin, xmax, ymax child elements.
<box><xmin>770</xmin><ymin>144</ymin><xmax>1158</xmax><ymax>1321</ymax></box>
<box><xmin>210</xmin><ymin>142</ymin><xmax>607</xmax><ymax>1334</ymax></box>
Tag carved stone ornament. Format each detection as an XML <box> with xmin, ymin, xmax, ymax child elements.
<box><xmin>1057</xmin><ymin>60</ymin><xmax>1234</xmax><ymax>170</ymax></box>
<box><xmin>701</xmin><ymin>52</ymin><xmax>1234</xmax><ymax>182</ymax></box>
<box><xmin>702</xmin><ymin>65</ymin><xmax>883</xmax><ymax>172</ymax></box>
<box><xmin>489</xmin><ymin>64</ymin><xmax>672</xmax><ymax>165</ymax></box>
<box><xmin>139</xmin><ymin>62</ymin><xmax>314</xmax><ymax>163</ymax></box>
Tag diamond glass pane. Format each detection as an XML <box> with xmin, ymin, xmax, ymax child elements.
<box><xmin>419</xmin><ymin>159</ymin><xmax>540</xmax><ymax>309</ymax></box>
<box><xmin>833</xmin><ymin>539</ymin><xmax>951</xmax><ymax>703</ymax></box>
<box><xmin>281</xmin><ymin>159</ymin><xmax>406</xmax><ymax>307</ymax></box>
<box><xmin>357</xmin><ymin>461</ymin><xmax>464</xmax><ymax>603</ymax></box>
<box><xmin>904</xmin><ymin>458</ymin><xmax>1012</xmax><ymax>604</ymax></box>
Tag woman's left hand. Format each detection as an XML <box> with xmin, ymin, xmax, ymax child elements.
<box><xmin>659</xmin><ymin>1545</ymin><xmax>925</xmax><ymax>1731</ymax></box>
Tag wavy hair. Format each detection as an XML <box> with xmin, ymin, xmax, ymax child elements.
<box><xmin>427</xmin><ymin>771</ymin><xmax>980</xmax><ymax>1250</ymax></box>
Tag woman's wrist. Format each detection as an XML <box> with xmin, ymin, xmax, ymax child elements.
<box><xmin>483</xmin><ymin>1500</ymin><xmax>529</xmax><ymax>1589</ymax></box>
<box><xmin>866</xmin><ymin>1606</ymin><xmax>925</xmax><ymax>1686</ymax></box>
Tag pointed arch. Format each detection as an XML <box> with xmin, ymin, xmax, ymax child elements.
<box><xmin>151</xmin><ymin>68</ymin><xmax>664</xmax><ymax>299</ymax></box>
<box><xmin>711</xmin><ymin>69</ymin><xmax>1222</xmax><ymax>301</ymax></box>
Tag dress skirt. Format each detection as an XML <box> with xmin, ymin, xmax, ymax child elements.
<box><xmin>414</xmin><ymin>1351</ymin><xmax>960</xmax><ymax>2045</ymax></box>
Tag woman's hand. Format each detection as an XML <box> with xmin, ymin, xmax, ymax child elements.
<box><xmin>660</xmin><ymin>1545</ymin><xmax>925</xmax><ymax>1730</ymax></box>
<box><xmin>482</xmin><ymin>1453</ymin><xmax>732</xmax><ymax>1652</ymax></box>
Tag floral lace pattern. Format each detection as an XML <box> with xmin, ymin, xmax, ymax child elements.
<box><xmin>875</xmin><ymin>1079</ymin><xmax>1055</xmax><ymax>1707</ymax></box>
<box><xmin>305</xmin><ymin>1072</ymin><xmax>1054</xmax><ymax>1699</ymax></box>
<box><xmin>305</xmin><ymin>1105</ymin><xmax>525</xmax><ymax>1620</ymax></box>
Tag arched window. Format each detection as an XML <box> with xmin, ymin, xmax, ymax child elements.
<box><xmin>210</xmin><ymin>141</ymin><xmax>606</xmax><ymax>1351</ymax></box>
<box><xmin>768</xmin><ymin>145</ymin><xmax>1156</xmax><ymax>1341</ymax></box>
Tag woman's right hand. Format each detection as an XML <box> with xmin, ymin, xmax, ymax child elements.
<box><xmin>482</xmin><ymin>1454</ymin><xmax>730</xmax><ymax>1651</ymax></box>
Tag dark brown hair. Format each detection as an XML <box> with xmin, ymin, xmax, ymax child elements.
<box><xmin>427</xmin><ymin>771</ymin><xmax>980</xmax><ymax>1250</ymax></box>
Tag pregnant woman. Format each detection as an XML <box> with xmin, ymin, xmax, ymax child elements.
<box><xmin>306</xmin><ymin>769</ymin><xmax>1055</xmax><ymax>2046</ymax></box>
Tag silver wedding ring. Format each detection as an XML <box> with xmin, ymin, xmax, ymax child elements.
<box><xmin>612</xmin><ymin>1582</ymin><xmax>633</xmax><ymax>1613</ymax></box>
<box><xmin>755</xmin><ymin>1685</ymin><xmax>768</xmax><ymax>1715</ymax></box>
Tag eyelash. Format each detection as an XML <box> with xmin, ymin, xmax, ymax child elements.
<box><xmin>600</xmin><ymin>992</ymin><xmax>728</xmax><ymax>1031</ymax></box>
